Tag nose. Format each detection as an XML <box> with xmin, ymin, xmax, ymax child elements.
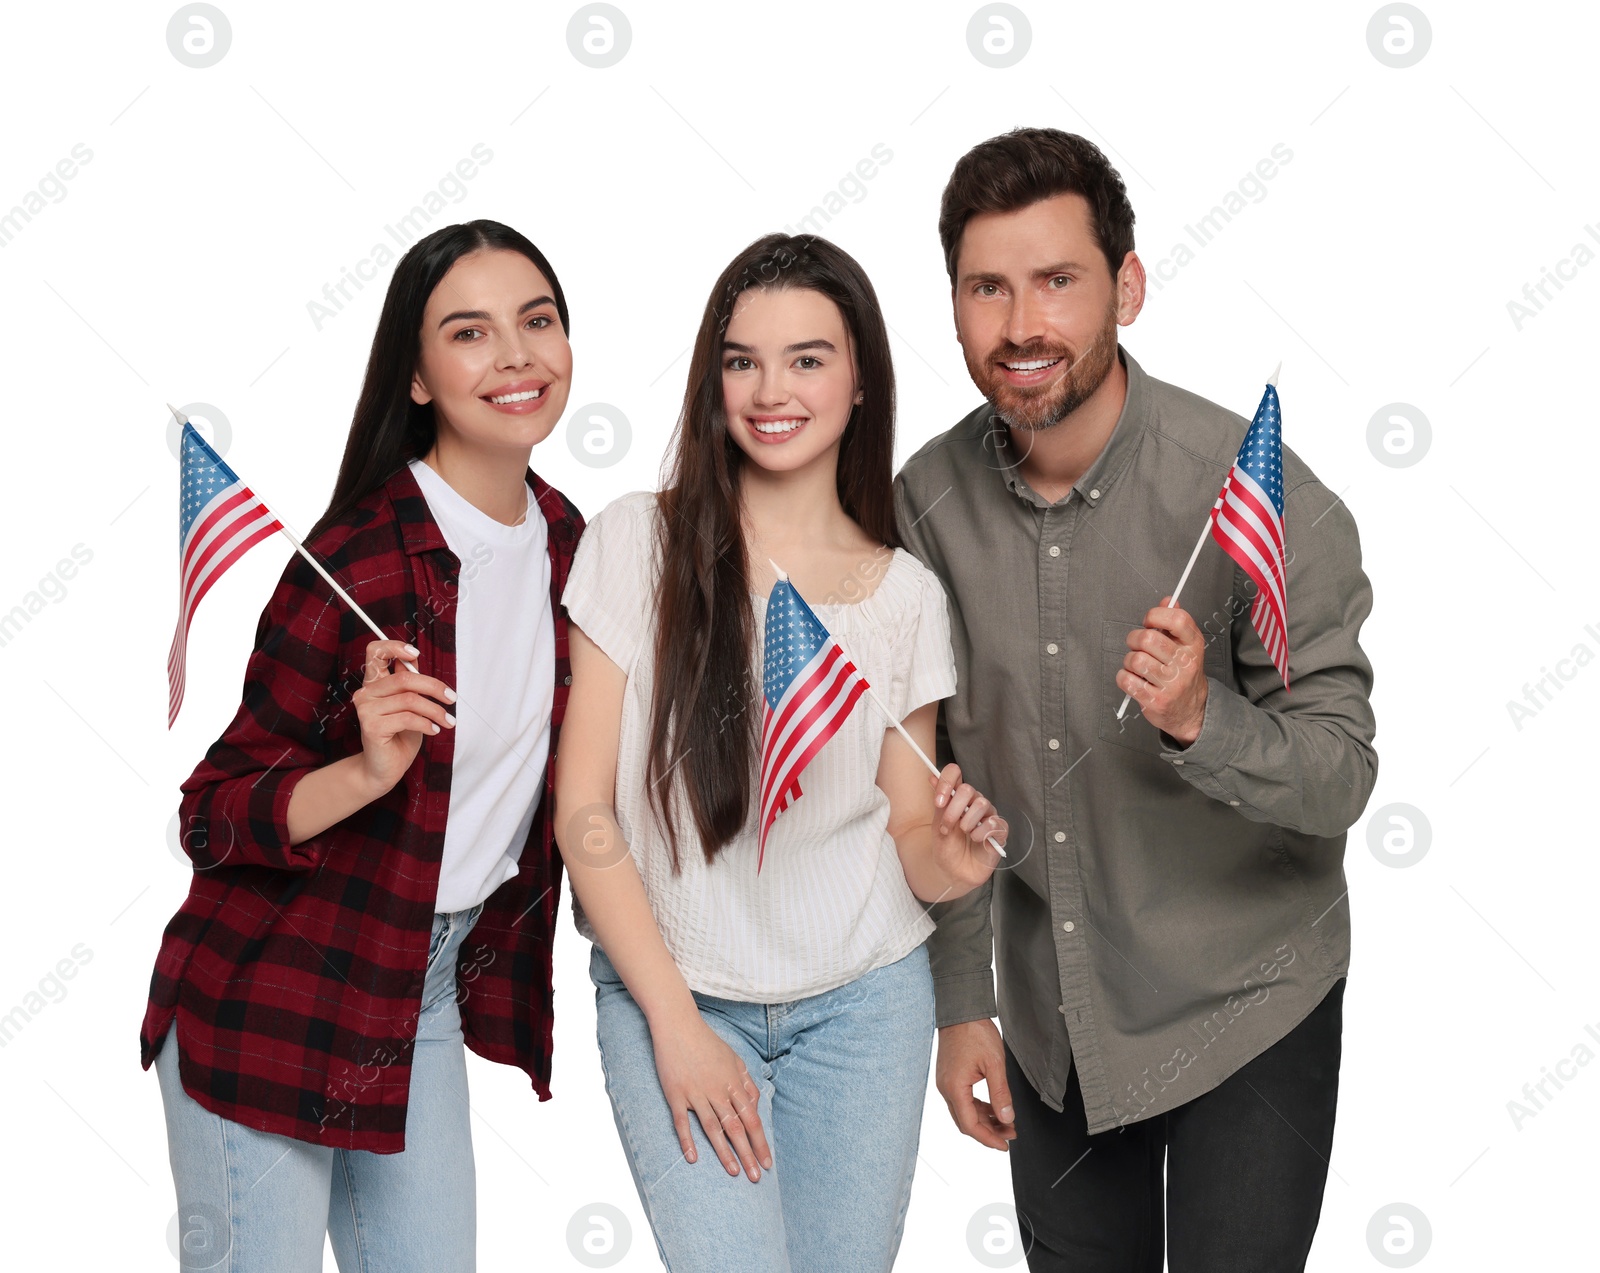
<box><xmin>496</xmin><ymin>324</ymin><xmax>537</xmax><ymax>371</ymax></box>
<box><xmin>1002</xmin><ymin>288</ymin><xmax>1046</xmax><ymax>351</ymax></box>
<box><xmin>752</xmin><ymin>362</ymin><xmax>787</xmax><ymax>407</ymax></box>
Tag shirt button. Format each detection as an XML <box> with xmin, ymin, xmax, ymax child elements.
<box><xmin>1228</xmin><ymin>799</ymin><xmax>1240</xmax><ymax>806</ymax></box>
<box><xmin>1058</xmin><ymin>1004</ymin><xmax>1069</xmax><ymax>1015</ymax></box>
<box><xmin>563</xmin><ymin>674</ymin><xmax>573</xmax><ymax>686</ymax></box>
<box><xmin>1089</xmin><ymin>488</ymin><xmax>1101</xmax><ymax>500</ymax></box>
<box><xmin>1173</xmin><ymin>758</ymin><xmax>1185</xmax><ymax>765</ymax></box>
<box><xmin>1062</xmin><ymin>921</ymin><xmax>1076</xmax><ymax>933</ymax></box>
<box><xmin>1048</xmin><ymin>545</ymin><xmax>1061</xmax><ymax>558</ymax></box>
<box><xmin>1046</xmin><ymin>642</ymin><xmax>1058</xmax><ymax>655</ymax></box>
<box><xmin>1053</xmin><ymin>831</ymin><xmax>1066</xmax><ymax>843</ymax></box>
<box><xmin>1047</xmin><ymin>738</ymin><xmax>1060</xmax><ymax>750</ymax></box>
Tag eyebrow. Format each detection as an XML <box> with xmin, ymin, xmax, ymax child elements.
<box><xmin>722</xmin><ymin>338</ymin><xmax>839</xmax><ymax>355</ymax></box>
<box><xmin>959</xmin><ymin>261</ymin><xmax>1087</xmax><ymax>286</ymax></box>
<box><xmin>436</xmin><ymin>296</ymin><xmax>557</xmax><ymax>329</ymax></box>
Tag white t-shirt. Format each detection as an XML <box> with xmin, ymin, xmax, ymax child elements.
<box><xmin>560</xmin><ymin>490</ymin><xmax>958</xmax><ymax>1001</ymax></box>
<box><xmin>408</xmin><ymin>458</ymin><xmax>555</xmax><ymax>913</ymax></box>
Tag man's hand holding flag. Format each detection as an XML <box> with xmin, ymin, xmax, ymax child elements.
<box><xmin>1115</xmin><ymin>367</ymin><xmax>1292</xmax><ymax>739</ymax></box>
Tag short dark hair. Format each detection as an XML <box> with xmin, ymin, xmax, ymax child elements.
<box><xmin>938</xmin><ymin>128</ymin><xmax>1136</xmax><ymax>285</ymax></box>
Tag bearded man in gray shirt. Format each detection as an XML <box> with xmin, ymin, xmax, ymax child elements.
<box><xmin>896</xmin><ymin>128</ymin><xmax>1377</xmax><ymax>1272</ymax></box>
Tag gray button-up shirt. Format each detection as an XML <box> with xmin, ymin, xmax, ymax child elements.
<box><xmin>894</xmin><ymin>346</ymin><xmax>1377</xmax><ymax>1133</ymax></box>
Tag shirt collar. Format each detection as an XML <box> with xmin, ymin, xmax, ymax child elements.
<box><xmin>385</xmin><ymin>462</ymin><xmax>451</xmax><ymax>556</ymax></box>
<box><xmin>384</xmin><ymin>460</ymin><xmax>576</xmax><ymax>556</ymax></box>
<box><xmin>991</xmin><ymin>343</ymin><xmax>1151</xmax><ymax>510</ymax></box>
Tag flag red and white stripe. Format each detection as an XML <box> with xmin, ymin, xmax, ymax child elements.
<box><xmin>1208</xmin><ymin>469</ymin><xmax>1288</xmax><ymax>685</ymax></box>
<box><xmin>169</xmin><ymin>423</ymin><xmax>282</xmax><ymax>726</ymax></box>
<box><xmin>1206</xmin><ymin>381</ymin><xmax>1290</xmax><ymax>689</ymax></box>
<box><xmin>758</xmin><ymin>579</ymin><xmax>869</xmax><ymax>870</ymax></box>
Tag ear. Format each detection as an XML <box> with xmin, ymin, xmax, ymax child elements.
<box><xmin>1114</xmin><ymin>251</ymin><xmax>1147</xmax><ymax>326</ymax></box>
<box><xmin>410</xmin><ymin>370</ymin><xmax>432</xmax><ymax>406</ymax></box>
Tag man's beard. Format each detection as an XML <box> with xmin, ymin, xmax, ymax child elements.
<box><xmin>970</xmin><ymin>302</ymin><xmax>1120</xmax><ymax>432</ymax></box>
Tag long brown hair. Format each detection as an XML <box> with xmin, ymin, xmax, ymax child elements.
<box><xmin>647</xmin><ymin>233</ymin><xmax>899</xmax><ymax>869</ymax></box>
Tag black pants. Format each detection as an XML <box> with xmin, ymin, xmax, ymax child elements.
<box><xmin>1008</xmin><ymin>977</ymin><xmax>1344</xmax><ymax>1273</ymax></box>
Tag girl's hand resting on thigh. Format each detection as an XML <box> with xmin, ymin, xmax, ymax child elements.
<box><xmin>651</xmin><ymin>1014</ymin><xmax>772</xmax><ymax>1183</ymax></box>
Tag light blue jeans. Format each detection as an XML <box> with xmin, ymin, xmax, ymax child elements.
<box><xmin>590</xmin><ymin>941</ymin><xmax>935</xmax><ymax>1272</ymax></box>
<box><xmin>156</xmin><ymin>905</ymin><xmax>483</xmax><ymax>1272</ymax></box>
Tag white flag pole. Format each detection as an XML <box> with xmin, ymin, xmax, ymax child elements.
<box><xmin>1112</xmin><ymin>525</ymin><xmax>1210</xmax><ymax>723</ymax></box>
<box><xmin>170</xmin><ymin>405</ymin><xmax>419</xmax><ymax>675</ymax></box>
<box><xmin>1113</xmin><ymin>362</ymin><xmax>1279</xmax><ymax>722</ymax></box>
<box><xmin>769</xmin><ymin>560</ymin><xmax>1005</xmax><ymax>858</ymax></box>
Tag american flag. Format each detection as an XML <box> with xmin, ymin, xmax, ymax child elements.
<box><xmin>1208</xmin><ymin>383</ymin><xmax>1290</xmax><ymax>690</ymax></box>
<box><xmin>168</xmin><ymin>422</ymin><xmax>283</xmax><ymax>726</ymax></box>
<box><xmin>758</xmin><ymin>577</ymin><xmax>869</xmax><ymax>870</ymax></box>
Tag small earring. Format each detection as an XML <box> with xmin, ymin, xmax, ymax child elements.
<box><xmin>854</xmin><ymin>392</ymin><xmax>865</xmax><ymax>404</ymax></box>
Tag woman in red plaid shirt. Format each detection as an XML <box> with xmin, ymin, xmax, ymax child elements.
<box><xmin>141</xmin><ymin>220</ymin><xmax>584</xmax><ymax>1272</ymax></box>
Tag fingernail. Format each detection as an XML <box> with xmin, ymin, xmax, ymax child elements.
<box><xmin>403</xmin><ymin>645</ymin><xmax>419</xmax><ymax>657</ymax></box>
<box><xmin>444</xmin><ymin>712</ymin><xmax>456</xmax><ymax>726</ymax></box>
<box><xmin>1000</xmin><ymin>1105</ymin><xmax>1014</xmax><ymax>1121</ymax></box>
<box><xmin>430</xmin><ymin>723</ymin><xmax>440</xmax><ymax>734</ymax></box>
<box><xmin>443</xmin><ymin>687</ymin><xmax>457</xmax><ymax>703</ymax></box>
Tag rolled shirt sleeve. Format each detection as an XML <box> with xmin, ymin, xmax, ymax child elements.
<box><xmin>177</xmin><ymin>550</ymin><xmax>344</xmax><ymax>872</ymax></box>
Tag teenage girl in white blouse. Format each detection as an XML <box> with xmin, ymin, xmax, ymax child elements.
<box><xmin>555</xmin><ymin>234</ymin><xmax>1007</xmax><ymax>1272</ymax></box>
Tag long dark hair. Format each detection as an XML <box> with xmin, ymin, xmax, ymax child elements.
<box><xmin>646</xmin><ymin>233</ymin><xmax>898</xmax><ymax>870</ymax></box>
<box><xmin>305</xmin><ymin>220</ymin><xmax>570</xmax><ymax>545</ymax></box>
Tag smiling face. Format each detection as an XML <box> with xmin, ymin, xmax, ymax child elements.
<box><xmin>721</xmin><ymin>286</ymin><xmax>862</xmax><ymax>475</ymax></box>
<box><xmin>410</xmin><ymin>248</ymin><xmax>572</xmax><ymax>452</ymax></box>
<box><xmin>952</xmin><ymin>193</ymin><xmax>1135</xmax><ymax>431</ymax></box>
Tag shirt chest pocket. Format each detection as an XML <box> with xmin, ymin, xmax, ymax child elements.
<box><xmin>1095</xmin><ymin>617</ymin><xmax>1231</xmax><ymax>755</ymax></box>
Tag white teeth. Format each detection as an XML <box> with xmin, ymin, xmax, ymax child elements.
<box><xmin>753</xmin><ymin>419</ymin><xmax>806</xmax><ymax>434</ymax></box>
<box><xmin>489</xmin><ymin>388</ymin><xmax>543</xmax><ymax>403</ymax></box>
<box><xmin>1005</xmin><ymin>358</ymin><xmax>1061</xmax><ymax>372</ymax></box>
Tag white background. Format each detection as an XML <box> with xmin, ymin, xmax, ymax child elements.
<box><xmin>1</xmin><ymin>0</ymin><xmax>1594</xmax><ymax>1268</ymax></box>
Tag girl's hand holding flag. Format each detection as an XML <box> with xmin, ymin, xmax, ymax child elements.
<box><xmin>927</xmin><ymin>759</ymin><xmax>1009</xmax><ymax>892</ymax></box>
<box><xmin>761</xmin><ymin>561</ymin><xmax>1007</xmax><ymax>899</ymax></box>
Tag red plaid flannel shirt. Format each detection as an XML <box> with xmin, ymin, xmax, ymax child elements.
<box><xmin>141</xmin><ymin>460</ymin><xmax>583</xmax><ymax>1152</ymax></box>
